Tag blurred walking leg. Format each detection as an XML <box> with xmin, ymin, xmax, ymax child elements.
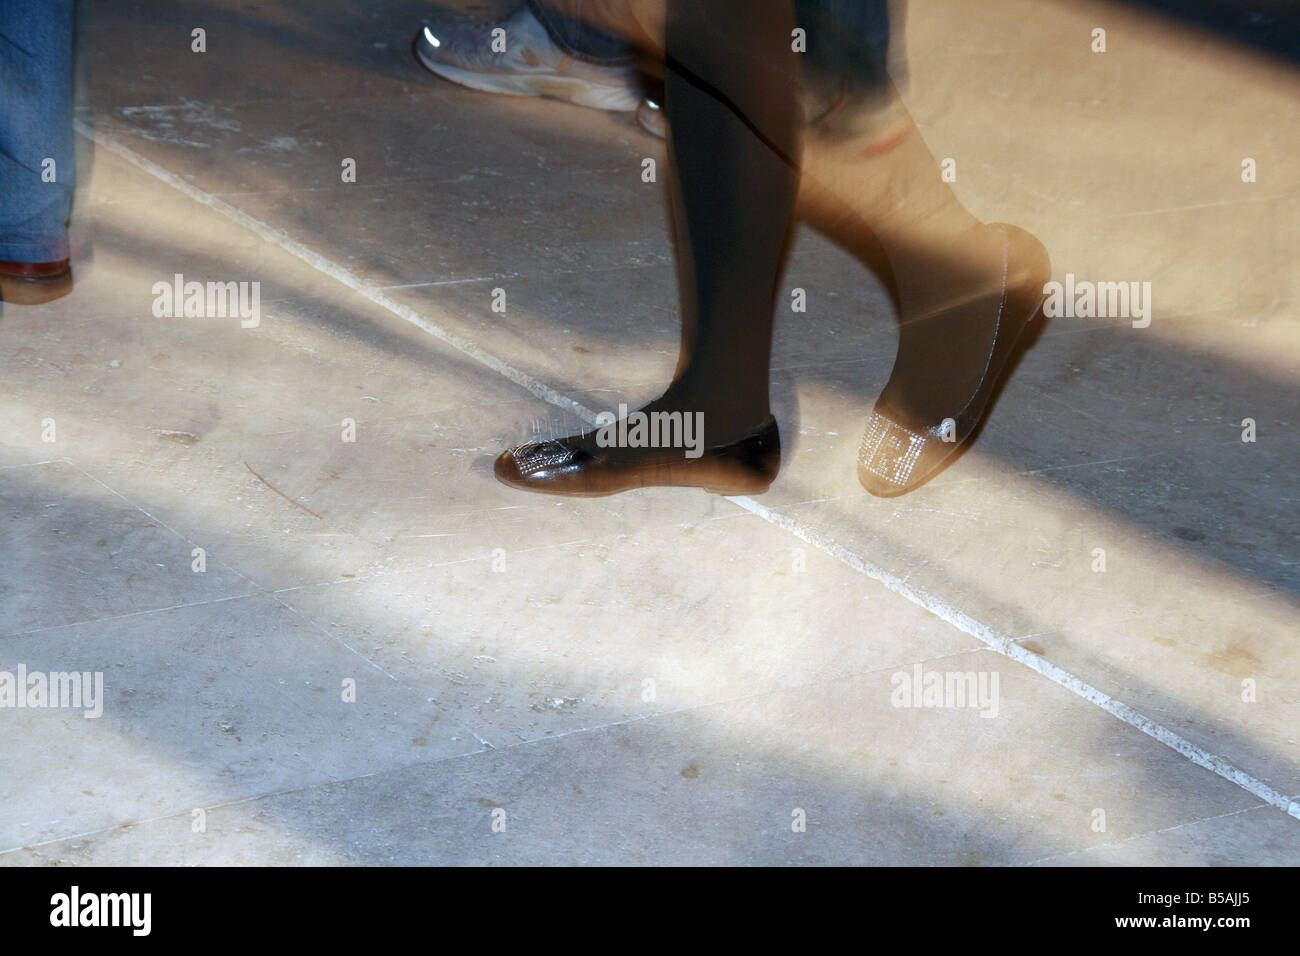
<box><xmin>798</xmin><ymin>68</ymin><xmax>1050</xmax><ymax>496</ymax></box>
<box><xmin>784</xmin><ymin>3</ymin><xmax>1051</xmax><ymax>496</ymax></box>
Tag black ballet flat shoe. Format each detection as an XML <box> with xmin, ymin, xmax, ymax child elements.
<box><xmin>494</xmin><ymin>416</ymin><xmax>780</xmax><ymax>497</ymax></box>
<box><xmin>858</xmin><ymin>223</ymin><xmax>1051</xmax><ymax>497</ymax></box>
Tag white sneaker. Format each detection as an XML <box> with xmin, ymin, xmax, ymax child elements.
<box><xmin>414</xmin><ymin>6</ymin><xmax>641</xmax><ymax>112</ymax></box>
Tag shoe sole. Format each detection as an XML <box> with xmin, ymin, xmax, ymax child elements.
<box><xmin>499</xmin><ymin>484</ymin><xmax>772</xmax><ymax>499</ymax></box>
<box><xmin>0</xmin><ymin>270</ymin><xmax>73</xmax><ymax>306</ymax></box>
<box><xmin>415</xmin><ymin>42</ymin><xmax>640</xmax><ymax>112</ymax></box>
<box><xmin>496</xmin><ymin>471</ymin><xmax>775</xmax><ymax>498</ymax></box>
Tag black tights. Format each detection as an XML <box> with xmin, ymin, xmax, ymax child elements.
<box><xmin>649</xmin><ymin>0</ymin><xmax>801</xmax><ymax>446</ymax></box>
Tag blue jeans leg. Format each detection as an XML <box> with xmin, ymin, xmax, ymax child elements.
<box><xmin>0</xmin><ymin>0</ymin><xmax>76</xmax><ymax>263</ymax></box>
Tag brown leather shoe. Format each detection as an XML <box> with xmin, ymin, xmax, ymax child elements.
<box><xmin>0</xmin><ymin>258</ymin><xmax>73</xmax><ymax>305</ymax></box>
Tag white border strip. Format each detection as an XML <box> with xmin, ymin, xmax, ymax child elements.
<box><xmin>79</xmin><ymin>123</ymin><xmax>1299</xmax><ymax>822</ymax></box>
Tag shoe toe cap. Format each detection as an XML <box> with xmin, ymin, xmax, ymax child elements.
<box><xmin>493</xmin><ymin>439</ymin><xmax>582</xmax><ymax>488</ymax></box>
<box><xmin>858</xmin><ymin>413</ymin><xmax>929</xmax><ymax>493</ymax></box>
<box><xmin>492</xmin><ymin>449</ymin><xmax>522</xmax><ymax>485</ymax></box>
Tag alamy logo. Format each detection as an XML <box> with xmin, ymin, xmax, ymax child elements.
<box><xmin>151</xmin><ymin>273</ymin><xmax>260</xmax><ymax>327</ymax></box>
<box><xmin>890</xmin><ymin>663</ymin><xmax>1000</xmax><ymax>718</ymax></box>
<box><xmin>1042</xmin><ymin>273</ymin><xmax>1152</xmax><ymax>328</ymax></box>
<box><xmin>594</xmin><ymin>404</ymin><xmax>705</xmax><ymax>458</ymax></box>
<box><xmin>0</xmin><ymin>665</ymin><xmax>103</xmax><ymax>718</ymax></box>
<box><xmin>50</xmin><ymin>886</ymin><xmax>151</xmax><ymax>936</ymax></box>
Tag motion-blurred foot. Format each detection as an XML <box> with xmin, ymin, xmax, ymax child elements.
<box><xmin>414</xmin><ymin>6</ymin><xmax>641</xmax><ymax>111</ymax></box>
<box><xmin>857</xmin><ymin>223</ymin><xmax>1050</xmax><ymax>497</ymax></box>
